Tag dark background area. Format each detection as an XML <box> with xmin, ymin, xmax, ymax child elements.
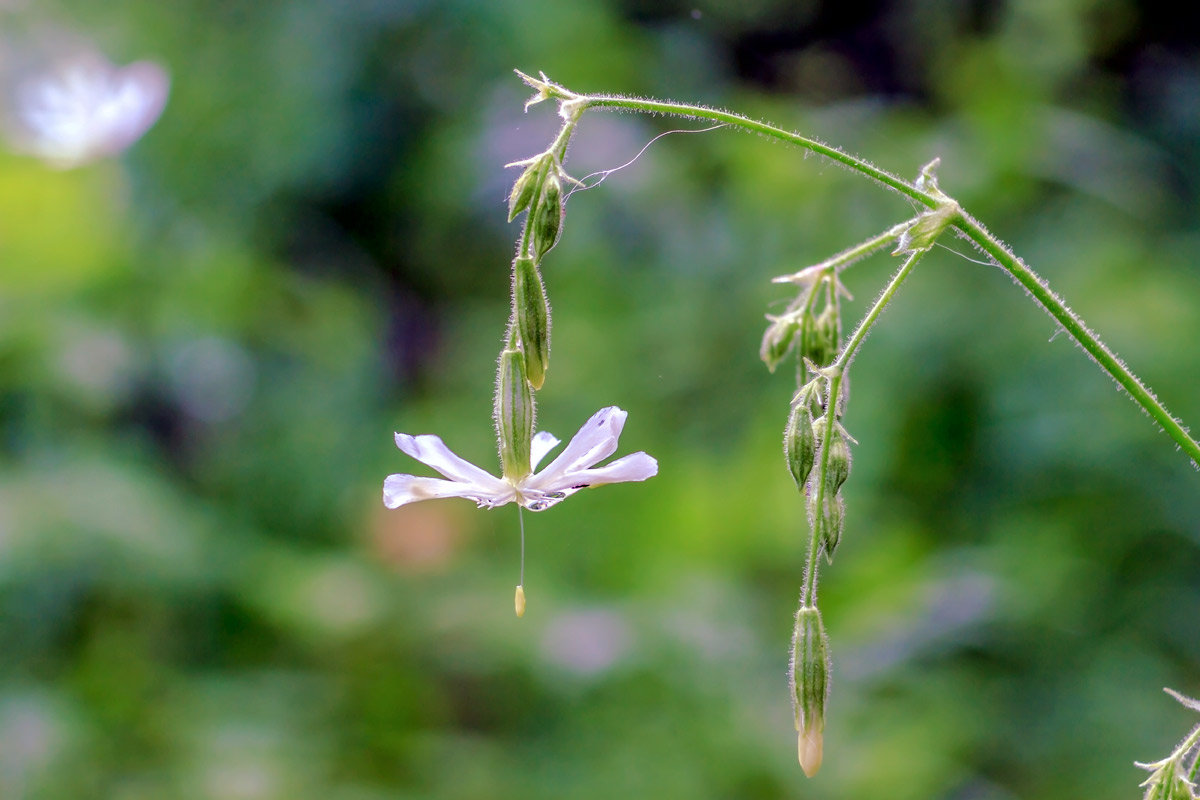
<box><xmin>1</xmin><ymin>1</ymin><xmax>1197</xmax><ymax>798</ymax></box>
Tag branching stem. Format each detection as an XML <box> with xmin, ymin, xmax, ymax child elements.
<box><xmin>800</xmin><ymin>248</ymin><xmax>928</xmax><ymax>606</ymax></box>
<box><xmin>553</xmin><ymin>87</ymin><xmax>1200</xmax><ymax>468</ymax></box>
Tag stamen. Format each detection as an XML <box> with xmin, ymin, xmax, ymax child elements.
<box><xmin>515</xmin><ymin>506</ymin><xmax>527</xmax><ymax>618</ymax></box>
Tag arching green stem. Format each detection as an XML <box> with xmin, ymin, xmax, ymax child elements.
<box><xmin>549</xmin><ymin>86</ymin><xmax>1200</xmax><ymax>468</ymax></box>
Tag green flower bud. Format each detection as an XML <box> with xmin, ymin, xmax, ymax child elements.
<box><xmin>821</xmin><ymin>494</ymin><xmax>845</xmax><ymax>562</ymax></box>
<box><xmin>784</xmin><ymin>401</ymin><xmax>816</xmax><ymax>489</ymax></box>
<box><xmin>789</xmin><ymin>605</ymin><xmax>830</xmax><ymax>778</ymax></box>
<box><xmin>825</xmin><ymin>425</ymin><xmax>851</xmax><ymax>494</ymax></box>
<box><xmin>514</xmin><ymin>256</ymin><xmax>551</xmax><ymax>389</ymax></box>
<box><xmin>760</xmin><ymin>314</ymin><xmax>800</xmax><ymax>373</ymax></box>
<box><xmin>798</xmin><ymin>311</ymin><xmax>817</xmax><ymax>366</ymax></box>
<box><xmin>533</xmin><ymin>173</ymin><xmax>563</xmax><ymax>261</ymax></box>
<box><xmin>495</xmin><ymin>348</ymin><xmax>533</xmax><ymax>480</ymax></box>
<box><xmin>815</xmin><ymin>306</ymin><xmax>839</xmax><ymax>364</ymax></box>
<box><xmin>507</xmin><ymin>158</ymin><xmax>545</xmax><ymax>222</ymax></box>
<box><xmin>799</xmin><ymin>306</ymin><xmax>838</xmax><ymax>367</ymax></box>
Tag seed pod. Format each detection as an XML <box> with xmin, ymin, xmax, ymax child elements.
<box><xmin>507</xmin><ymin>158</ymin><xmax>544</xmax><ymax>222</ymax></box>
<box><xmin>514</xmin><ymin>256</ymin><xmax>550</xmax><ymax>389</ymax></box>
<box><xmin>532</xmin><ymin>173</ymin><xmax>563</xmax><ymax>261</ymax></box>
<box><xmin>784</xmin><ymin>401</ymin><xmax>816</xmax><ymax>489</ymax></box>
<box><xmin>760</xmin><ymin>315</ymin><xmax>799</xmax><ymax>373</ymax></box>
<box><xmin>789</xmin><ymin>605</ymin><xmax>830</xmax><ymax>777</ymax></box>
<box><xmin>495</xmin><ymin>348</ymin><xmax>533</xmax><ymax>480</ymax></box>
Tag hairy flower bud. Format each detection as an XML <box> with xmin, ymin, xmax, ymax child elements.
<box><xmin>784</xmin><ymin>401</ymin><xmax>816</xmax><ymax>489</ymax></box>
<box><xmin>789</xmin><ymin>605</ymin><xmax>830</xmax><ymax>777</ymax></box>
<box><xmin>825</xmin><ymin>425</ymin><xmax>851</xmax><ymax>494</ymax></box>
<box><xmin>533</xmin><ymin>173</ymin><xmax>563</xmax><ymax>261</ymax></box>
<box><xmin>821</xmin><ymin>494</ymin><xmax>845</xmax><ymax>562</ymax></box>
<box><xmin>507</xmin><ymin>158</ymin><xmax>544</xmax><ymax>222</ymax></box>
<box><xmin>760</xmin><ymin>314</ymin><xmax>800</xmax><ymax>373</ymax></box>
<box><xmin>514</xmin><ymin>256</ymin><xmax>551</xmax><ymax>389</ymax></box>
<box><xmin>815</xmin><ymin>306</ymin><xmax>839</xmax><ymax>365</ymax></box>
<box><xmin>495</xmin><ymin>348</ymin><xmax>533</xmax><ymax>480</ymax></box>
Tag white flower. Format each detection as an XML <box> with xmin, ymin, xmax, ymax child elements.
<box><xmin>2</xmin><ymin>50</ymin><xmax>169</xmax><ymax>168</ymax></box>
<box><xmin>383</xmin><ymin>406</ymin><xmax>657</xmax><ymax>512</ymax></box>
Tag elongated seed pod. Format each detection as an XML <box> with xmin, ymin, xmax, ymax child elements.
<box><xmin>514</xmin><ymin>256</ymin><xmax>550</xmax><ymax>389</ymax></box>
<box><xmin>495</xmin><ymin>348</ymin><xmax>533</xmax><ymax>480</ymax></box>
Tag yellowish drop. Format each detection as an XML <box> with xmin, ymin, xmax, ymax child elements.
<box><xmin>798</xmin><ymin>727</ymin><xmax>823</xmax><ymax>778</ymax></box>
<box><xmin>514</xmin><ymin>585</ymin><xmax>526</xmax><ymax>618</ymax></box>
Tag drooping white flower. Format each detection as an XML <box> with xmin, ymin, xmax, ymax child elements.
<box><xmin>2</xmin><ymin>50</ymin><xmax>168</xmax><ymax>168</ymax></box>
<box><xmin>383</xmin><ymin>406</ymin><xmax>657</xmax><ymax>512</ymax></box>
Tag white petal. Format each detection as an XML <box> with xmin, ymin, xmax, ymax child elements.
<box><xmin>570</xmin><ymin>452</ymin><xmax>659</xmax><ymax>486</ymax></box>
<box><xmin>530</xmin><ymin>431</ymin><xmax>560</xmax><ymax>470</ymax></box>
<box><xmin>531</xmin><ymin>407</ymin><xmax>626</xmax><ymax>486</ymax></box>
<box><xmin>383</xmin><ymin>473</ymin><xmax>514</xmax><ymax>509</ymax></box>
<box><xmin>519</xmin><ymin>452</ymin><xmax>657</xmax><ymax>512</ymax></box>
<box><xmin>393</xmin><ymin>433</ymin><xmax>506</xmax><ymax>490</ymax></box>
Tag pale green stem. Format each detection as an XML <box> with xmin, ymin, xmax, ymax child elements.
<box><xmin>578</xmin><ymin>95</ymin><xmax>933</xmax><ymax>207</ymax></box>
<box><xmin>1185</xmin><ymin>724</ymin><xmax>1200</xmax><ymax>785</ymax></box>
<box><xmin>565</xmin><ymin>91</ymin><xmax>1200</xmax><ymax>468</ymax></box>
<box><xmin>800</xmin><ymin>248</ymin><xmax>928</xmax><ymax>607</ymax></box>
<box><xmin>953</xmin><ymin>210</ymin><xmax>1200</xmax><ymax>467</ymax></box>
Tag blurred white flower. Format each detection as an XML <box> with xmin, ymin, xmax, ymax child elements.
<box><xmin>2</xmin><ymin>49</ymin><xmax>168</xmax><ymax>168</ymax></box>
<box><xmin>384</xmin><ymin>406</ymin><xmax>657</xmax><ymax>512</ymax></box>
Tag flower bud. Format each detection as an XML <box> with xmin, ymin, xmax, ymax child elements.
<box><xmin>513</xmin><ymin>256</ymin><xmax>551</xmax><ymax>390</ymax></box>
<box><xmin>495</xmin><ymin>348</ymin><xmax>533</xmax><ymax>480</ymax></box>
<box><xmin>789</xmin><ymin>605</ymin><xmax>830</xmax><ymax>777</ymax></box>
<box><xmin>514</xmin><ymin>584</ymin><xmax>526</xmax><ymax>618</ymax></box>
<box><xmin>533</xmin><ymin>173</ymin><xmax>563</xmax><ymax>261</ymax></box>
<box><xmin>760</xmin><ymin>314</ymin><xmax>799</xmax><ymax>373</ymax></box>
<box><xmin>507</xmin><ymin>158</ymin><xmax>544</xmax><ymax>222</ymax></box>
<box><xmin>821</xmin><ymin>494</ymin><xmax>845</xmax><ymax>562</ymax></box>
<box><xmin>824</xmin><ymin>425</ymin><xmax>851</xmax><ymax>494</ymax></box>
<box><xmin>797</xmin><ymin>311</ymin><xmax>815</xmax><ymax>363</ymax></box>
<box><xmin>800</xmin><ymin>306</ymin><xmax>838</xmax><ymax>367</ymax></box>
<box><xmin>815</xmin><ymin>306</ymin><xmax>840</xmax><ymax>364</ymax></box>
<box><xmin>784</xmin><ymin>401</ymin><xmax>816</xmax><ymax>489</ymax></box>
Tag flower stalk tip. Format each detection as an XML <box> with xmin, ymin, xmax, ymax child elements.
<box><xmin>789</xmin><ymin>605</ymin><xmax>830</xmax><ymax>778</ymax></box>
<box><xmin>798</xmin><ymin>726</ymin><xmax>824</xmax><ymax>778</ymax></box>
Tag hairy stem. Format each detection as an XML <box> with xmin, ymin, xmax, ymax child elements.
<box><xmin>579</xmin><ymin>95</ymin><xmax>934</xmax><ymax>207</ymax></box>
<box><xmin>800</xmin><ymin>248</ymin><xmax>927</xmax><ymax>607</ymax></box>
<box><xmin>563</xmin><ymin>89</ymin><xmax>1200</xmax><ymax>468</ymax></box>
<box><xmin>1186</xmin><ymin>725</ymin><xmax>1200</xmax><ymax>785</ymax></box>
<box><xmin>952</xmin><ymin>211</ymin><xmax>1200</xmax><ymax>467</ymax></box>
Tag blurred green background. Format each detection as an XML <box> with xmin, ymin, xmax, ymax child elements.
<box><xmin>2</xmin><ymin>1</ymin><xmax>1198</xmax><ymax>798</ymax></box>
